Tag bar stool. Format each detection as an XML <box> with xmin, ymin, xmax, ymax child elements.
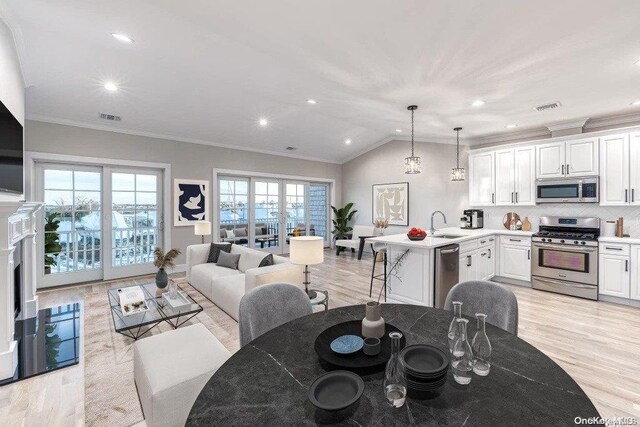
<box><xmin>370</xmin><ymin>242</ymin><xmax>387</xmax><ymax>302</ymax></box>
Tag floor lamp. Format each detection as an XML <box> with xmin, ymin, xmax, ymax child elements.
<box><xmin>194</xmin><ymin>221</ymin><xmax>211</xmax><ymax>244</ymax></box>
<box><xmin>289</xmin><ymin>236</ymin><xmax>324</xmax><ymax>299</ymax></box>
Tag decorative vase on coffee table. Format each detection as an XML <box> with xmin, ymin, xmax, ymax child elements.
<box><xmin>155</xmin><ymin>267</ymin><xmax>169</xmax><ymax>289</ymax></box>
<box><xmin>362</xmin><ymin>301</ymin><xmax>385</xmax><ymax>338</ymax></box>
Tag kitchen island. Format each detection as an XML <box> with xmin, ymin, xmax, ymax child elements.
<box><xmin>367</xmin><ymin>227</ymin><xmax>533</xmax><ymax>307</ymax></box>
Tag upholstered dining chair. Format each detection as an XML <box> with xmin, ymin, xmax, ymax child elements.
<box><xmin>444</xmin><ymin>281</ymin><xmax>519</xmax><ymax>335</ymax></box>
<box><xmin>239</xmin><ymin>283</ymin><xmax>313</xmax><ymax>347</ymax></box>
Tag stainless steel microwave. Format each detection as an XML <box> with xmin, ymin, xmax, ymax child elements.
<box><xmin>535</xmin><ymin>177</ymin><xmax>599</xmax><ymax>203</ymax></box>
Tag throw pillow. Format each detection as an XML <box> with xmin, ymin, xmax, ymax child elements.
<box><xmin>206</xmin><ymin>242</ymin><xmax>232</xmax><ymax>263</ymax></box>
<box><xmin>258</xmin><ymin>253</ymin><xmax>274</xmax><ymax>268</ymax></box>
<box><xmin>234</xmin><ymin>227</ymin><xmax>248</xmax><ymax>238</ymax></box>
<box><xmin>225</xmin><ymin>229</ymin><xmax>235</xmax><ymax>239</ymax></box>
<box><xmin>216</xmin><ymin>250</ymin><xmax>241</xmax><ymax>270</ymax></box>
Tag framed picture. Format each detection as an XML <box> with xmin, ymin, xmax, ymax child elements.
<box><xmin>372</xmin><ymin>182</ymin><xmax>409</xmax><ymax>226</ymax></box>
<box><xmin>174</xmin><ymin>179</ymin><xmax>209</xmax><ymax>226</ymax></box>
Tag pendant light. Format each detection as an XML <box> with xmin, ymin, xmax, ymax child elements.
<box><xmin>404</xmin><ymin>105</ymin><xmax>421</xmax><ymax>174</ymax></box>
<box><xmin>451</xmin><ymin>127</ymin><xmax>465</xmax><ymax>181</ymax></box>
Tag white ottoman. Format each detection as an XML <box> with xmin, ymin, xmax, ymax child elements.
<box><xmin>133</xmin><ymin>323</ymin><xmax>231</xmax><ymax>427</ymax></box>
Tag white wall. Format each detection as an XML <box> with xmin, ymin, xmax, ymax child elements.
<box><xmin>25</xmin><ymin>120</ymin><xmax>342</xmax><ymax>264</ymax></box>
<box><xmin>341</xmin><ymin>140</ymin><xmax>468</xmax><ymax>233</ymax></box>
<box><xmin>0</xmin><ymin>17</ymin><xmax>24</xmax><ymax>202</ymax></box>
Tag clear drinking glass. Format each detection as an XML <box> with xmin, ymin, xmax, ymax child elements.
<box><xmin>472</xmin><ymin>313</ymin><xmax>492</xmax><ymax>376</ymax></box>
<box><xmin>383</xmin><ymin>332</ymin><xmax>407</xmax><ymax>408</ymax></box>
<box><xmin>448</xmin><ymin>301</ymin><xmax>463</xmax><ymax>354</ymax></box>
<box><xmin>451</xmin><ymin>318</ymin><xmax>474</xmax><ymax>385</ymax></box>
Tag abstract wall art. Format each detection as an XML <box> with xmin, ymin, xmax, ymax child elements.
<box><xmin>174</xmin><ymin>179</ymin><xmax>209</xmax><ymax>226</ymax></box>
<box><xmin>372</xmin><ymin>182</ymin><xmax>409</xmax><ymax>226</ymax></box>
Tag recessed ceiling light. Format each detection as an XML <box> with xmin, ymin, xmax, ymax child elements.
<box><xmin>635</xmin><ymin>59</ymin><xmax>640</xmax><ymax>66</ymax></box>
<box><xmin>259</xmin><ymin>118</ymin><xmax>268</xmax><ymax>126</ymax></box>
<box><xmin>103</xmin><ymin>82</ymin><xmax>118</xmax><ymax>92</ymax></box>
<box><xmin>344</xmin><ymin>139</ymin><xmax>352</xmax><ymax>145</ymax></box>
<box><xmin>631</xmin><ymin>100</ymin><xmax>640</xmax><ymax>106</ymax></box>
<box><xmin>395</xmin><ymin>129</ymin><xmax>402</xmax><ymax>133</ymax></box>
<box><xmin>471</xmin><ymin>100</ymin><xmax>486</xmax><ymax>107</ymax></box>
<box><xmin>111</xmin><ymin>33</ymin><xmax>134</xmax><ymax>43</ymax></box>
<box><xmin>505</xmin><ymin>124</ymin><xmax>518</xmax><ymax>129</ymax></box>
<box><xmin>306</xmin><ymin>99</ymin><xmax>317</xmax><ymax>104</ymax></box>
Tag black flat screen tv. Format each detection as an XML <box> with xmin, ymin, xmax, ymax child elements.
<box><xmin>0</xmin><ymin>99</ymin><xmax>24</xmax><ymax>195</ymax></box>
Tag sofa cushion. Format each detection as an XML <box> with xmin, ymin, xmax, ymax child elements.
<box><xmin>216</xmin><ymin>250</ymin><xmax>240</xmax><ymax>269</ymax></box>
<box><xmin>258</xmin><ymin>253</ymin><xmax>274</xmax><ymax>268</ymax></box>
<box><xmin>190</xmin><ymin>263</ymin><xmax>240</xmax><ymax>300</ymax></box>
<box><xmin>206</xmin><ymin>242</ymin><xmax>232</xmax><ymax>263</ymax></box>
<box><xmin>234</xmin><ymin>227</ymin><xmax>248</xmax><ymax>238</ymax></box>
<box><xmin>210</xmin><ymin>274</ymin><xmax>246</xmax><ymax>321</ymax></box>
<box><xmin>237</xmin><ymin>249</ymin><xmax>270</xmax><ymax>273</ymax></box>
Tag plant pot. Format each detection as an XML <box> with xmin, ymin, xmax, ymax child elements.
<box><xmin>362</xmin><ymin>301</ymin><xmax>385</xmax><ymax>339</ymax></box>
<box><xmin>155</xmin><ymin>268</ymin><xmax>169</xmax><ymax>289</ymax></box>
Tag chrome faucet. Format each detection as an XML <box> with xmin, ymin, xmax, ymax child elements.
<box><xmin>430</xmin><ymin>211</ymin><xmax>447</xmax><ymax>234</ymax></box>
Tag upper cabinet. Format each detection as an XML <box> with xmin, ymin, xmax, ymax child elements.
<box><xmin>494</xmin><ymin>147</ymin><xmax>535</xmax><ymax>206</ymax></box>
<box><xmin>469</xmin><ymin>152</ymin><xmax>495</xmax><ymax>206</ymax></box>
<box><xmin>600</xmin><ymin>132</ymin><xmax>640</xmax><ymax>206</ymax></box>
<box><xmin>536</xmin><ymin>138</ymin><xmax>598</xmax><ymax>179</ymax></box>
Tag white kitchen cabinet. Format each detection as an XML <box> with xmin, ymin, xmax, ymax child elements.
<box><xmin>536</xmin><ymin>142</ymin><xmax>565</xmax><ymax>178</ymax></box>
<box><xmin>565</xmin><ymin>137</ymin><xmax>599</xmax><ymax>176</ymax></box>
<box><xmin>514</xmin><ymin>147</ymin><xmax>536</xmax><ymax>205</ymax></box>
<box><xmin>599</xmin><ymin>253</ymin><xmax>630</xmax><ymax>298</ymax></box>
<box><xmin>469</xmin><ymin>152</ymin><xmax>495</xmax><ymax>206</ymax></box>
<box><xmin>629</xmin><ymin>132</ymin><xmax>640</xmax><ymax>206</ymax></box>
<box><xmin>477</xmin><ymin>245</ymin><xmax>495</xmax><ymax>281</ymax></box>
<box><xmin>600</xmin><ymin>134</ymin><xmax>630</xmax><ymax>206</ymax></box>
<box><xmin>536</xmin><ymin>139</ymin><xmax>598</xmax><ymax>179</ymax></box>
<box><xmin>630</xmin><ymin>245</ymin><xmax>640</xmax><ymax>301</ymax></box>
<box><xmin>499</xmin><ymin>243</ymin><xmax>531</xmax><ymax>282</ymax></box>
<box><xmin>493</xmin><ymin>147</ymin><xmax>535</xmax><ymax>206</ymax></box>
<box><xmin>459</xmin><ymin>251</ymin><xmax>477</xmax><ymax>283</ymax></box>
<box><xmin>495</xmin><ymin>149</ymin><xmax>515</xmax><ymax>205</ymax></box>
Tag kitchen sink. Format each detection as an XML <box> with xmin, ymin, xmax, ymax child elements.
<box><xmin>433</xmin><ymin>234</ymin><xmax>465</xmax><ymax>239</ymax></box>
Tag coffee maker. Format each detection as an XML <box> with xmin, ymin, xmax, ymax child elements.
<box><xmin>462</xmin><ymin>209</ymin><xmax>484</xmax><ymax>229</ymax></box>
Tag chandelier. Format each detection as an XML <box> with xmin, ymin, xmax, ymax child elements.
<box><xmin>451</xmin><ymin>127</ymin><xmax>465</xmax><ymax>181</ymax></box>
<box><xmin>404</xmin><ymin>105</ymin><xmax>421</xmax><ymax>174</ymax></box>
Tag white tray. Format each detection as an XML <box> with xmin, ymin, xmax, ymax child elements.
<box><xmin>162</xmin><ymin>290</ymin><xmax>191</xmax><ymax>310</ymax></box>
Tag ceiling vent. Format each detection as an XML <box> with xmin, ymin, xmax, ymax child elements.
<box><xmin>285</xmin><ymin>146</ymin><xmax>297</xmax><ymax>151</ymax></box>
<box><xmin>99</xmin><ymin>113</ymin><xmax>121</xmax><ymax>121</ymax></box>
<box><xmin>534</xmin><ymin>101</ymin><xmax>562</xmax><ymax>112</ymax></box>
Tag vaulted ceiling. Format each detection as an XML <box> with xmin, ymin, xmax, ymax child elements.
<box><xmin>3</xmin><ymin>0</ymin><xmax>640</xmax><ymax>162</ymax></box>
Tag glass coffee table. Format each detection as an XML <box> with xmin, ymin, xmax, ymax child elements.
<box><xmin>108</xmin><ymin>282</ymin><xmax>203</xmax><ymax>340</ymax></box>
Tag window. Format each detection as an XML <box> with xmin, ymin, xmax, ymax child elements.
<box><xmin>219</xmin><ymin>178</ymin><xmax>249</xmax><ymax>245</ymax></box>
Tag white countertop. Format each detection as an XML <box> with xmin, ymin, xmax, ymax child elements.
<box><xmin>367</xmin><ymin>227</ymin><xmax>534</xmax><ymax>249</ymax></box>
<box><xmin>598</xmin><ymin>236</ymin><xmax>640</xmax><ymax>245</ymax></box>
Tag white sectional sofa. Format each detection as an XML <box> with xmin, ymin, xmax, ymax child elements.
<box><xmin>186</xmin><ymin>243</ymin><xmax>303</xmax><ymax>320</ymax></box>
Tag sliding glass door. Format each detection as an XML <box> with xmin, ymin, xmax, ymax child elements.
<box><xmin>36</xmin><ymin>163</ymin><xmax>164</xmax><ymax>287</ymax></box>
<box><xmin>218</xmin><ymin>175</ymin><xmax>331</xmax><ymax>255</ymax></box>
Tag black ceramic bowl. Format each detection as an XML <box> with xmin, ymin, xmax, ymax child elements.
<box><xmin>308</xmin><ymin>370</ymin><xmax>365</xmax><ymax>411</ymax></box>
<box><xmin>400</xmin><ymin>344</ymin><xmax>449</xmax><ymax>376</ymax></box>
<box><xmin>407</xmin><ymin>233</ymin><xmax>427</xmax><ymax>241</ymax></box>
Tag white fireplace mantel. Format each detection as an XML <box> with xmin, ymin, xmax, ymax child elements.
<box><xmin>0</xmin><ymin>201</ymin><xmax>43</xmax><ymax>380</ymax></box>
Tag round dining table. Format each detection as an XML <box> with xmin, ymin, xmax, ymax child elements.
<box><xmin>187</xmin><ymin>304</ymin><xmax>601</xmax><ymax>426</ymax></box>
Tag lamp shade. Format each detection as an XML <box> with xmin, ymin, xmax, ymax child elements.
<box><xmin>289</xmin><ymin>236</ymin><xmax>324</xmax><ymax>265</ymax></box>
<box><xmin>194</xmin><ymin>221</ymin><xmax>211</xmax><ymax>236</ymax></box>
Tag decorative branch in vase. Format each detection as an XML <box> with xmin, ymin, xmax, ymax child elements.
<box><xmin>153</xmin><ymin>247</ymin><xmax>181</xmax><ymax>289</ymax></box>
<box><xmin>373</xmin><ymin>217</ymin><xmax>389</xmax><ymax>236</ymax></box>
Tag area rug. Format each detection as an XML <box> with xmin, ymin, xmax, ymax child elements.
<box><xmin>83</xmin><ymin>277</ymin><xmax>240</xmax><ymax>427</ymax></box>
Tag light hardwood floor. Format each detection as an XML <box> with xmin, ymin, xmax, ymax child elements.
<box><xmin>1</xmin><ymin>249</ymin><xmax>639</xmax><ymax>426</ymax></box>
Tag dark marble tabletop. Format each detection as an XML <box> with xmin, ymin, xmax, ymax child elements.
<box><xmin>187</xmin><ymin>304</ymin><xmax>601</xmax><ymax>426</ymax></box>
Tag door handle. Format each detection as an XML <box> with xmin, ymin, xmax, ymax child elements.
<box><xmin>605</xmin><ymin>246</ymin><xmax>623</xmax><ymax>251</ymax></box>
<box><xmin>492</xmin><ymin>193</ymin><xmax>495</xmax><ymax>204</ymax></box>
<box><xmin>561</xmin><ymin>164</ymin><xmax>565</xmax><ymax>175</ymax></box>
<box><xmin>509</xmin><ymin>238</ymin><xmax>522</xmax><ymax>242</ymax></box>
<box><xmin>481</xmin><ymin>252</ymin><xmax>487</xmax><ymax>257</ymax></box>
<box><xmin>527</xmin><ymin>249</ymin><xmax>531</xmax><ymax>260</ymax></box>
<box><xmin>488</xmin><ymin>249</ymin><xmax>492</xmax><ymax>259</ymax></box>
<box><xmin>633</xmin><ymin>189</ymin><xmax>636</xmax><ymax>203</ymax></box>
<box><xmin>515</xmin><ymin>192</ymin><xmax>518</xmax><ymax>203</ymax></box>
<box><xmin>467</xmin><ymin>255</ymin><xmax>472</xmax><ymax>267</ymax></box>
<box><xmin>511</xmin><ymin>192</ymin><xmax>514</xmax><ymax>203</ymax></box>
<box><xmin>566</xmin><ymin>163</ymin><xmax>570</xmax><ymax>174</ymax></box>
<box><xmin>480</xmin><ymin>240</ymin><xmax>487</xmax><ymax>244</ymax></box>
<box><xmin>625</xmin><ymin>189</ymin><xmax>628</xmax><ymax>203</ymax></box>
<box><xmin>625</xmin><ymin>260</ymin><xmax>629</xmax><ymax>272</ymax></box>
<box><xmin>440</xmin><ymin>247</ymin><xmax>459</xmax><ymax>254</ymax></box>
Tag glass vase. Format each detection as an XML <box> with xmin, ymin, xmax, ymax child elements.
<box><xmin>447</xmin><ymin>301</ymin><xmax>463</xmax><ymax>354</ymax></box>
<box><xmin>451</xmin><ymin>318</ymin><xmax>473</xmax><ymax>385</ymax></box>
<box><xmin>472</xmin><ymin>313</ymin><xmax>492</xmax><ymax>376</ymax></box>
<box><xmin>383</xmin><ymin>332</ymin><xmax>407</xmax><ymax>408</ymax></box>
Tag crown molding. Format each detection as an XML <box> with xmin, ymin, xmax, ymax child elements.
<box><xmin>585</xmin><ymin>111</ymin><xmax>640</xmax><ymax>130</ymax></box>
<box><xmin>466</xmin><ymin>127</ymin><xmax>551</xmax><ymax>146</ymax></box>
<box><xmin>26</xmin><ymin>115</ymin><xmax>343</xmax><ymax>164</ymax></box>
<box><xmin>546</xmin><ymin>118</ymin><xmax>589</xmax><ymax>132</ymax></box>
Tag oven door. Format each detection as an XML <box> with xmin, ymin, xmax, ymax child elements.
<box><xmin>531</xmin><ymin>242</ymin><xmax>598</xmax><ymax>285</ymax></box>
<box><xmin>536</xmin><ymin>179</ymin><xmax>580</xmax><ymax>203</ymax></box>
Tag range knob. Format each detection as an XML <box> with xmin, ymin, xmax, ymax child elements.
<box><xmin>581</xmin><ymin>241</ymin><xmax>586</xmax><ymax>245</ymax></box>
<box><xmin>574</xmin><ymin>240</ymin><xmax>579</xmax><ymax>244</ymax></box>
<box><xmin>560</xmin><ymin>239</ymin><xmax>565</xmax><ymax>243</ymax></box>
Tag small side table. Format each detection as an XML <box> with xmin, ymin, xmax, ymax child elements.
<box><xmin>309</xmin><ymin>289</ymin><xmax>329</xmax><ymax>311</ymax></box>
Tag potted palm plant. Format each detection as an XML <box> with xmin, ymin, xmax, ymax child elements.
<box><xmin>153</xmin><ymin>247</ymin><xmax>181</xmax><ymax>289</ymax></box>
<box><xmin>331</xmin><ymin>203</ymin><xmax>357</xmax><ymax>240</ymax></box>
<box><xmin>44</xmin><ymin>212</ymin><xmax>62</xmax><ymax>274</ymax></box>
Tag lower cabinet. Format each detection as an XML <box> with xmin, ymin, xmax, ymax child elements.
<box><xmin>599</xmin><ymin>253</ymin><xmax>630</xmax><ymax>298</ymax></box>
<box><xmin>631</xmin><ymin>245</ymin><xmax>640</xmax><ymax>301</ymax></box>
<box><xmin>498</xmin><ymin>242</ymin><xmax>531</xmax><ymax>282</ymax></box>
<box><xmin>458</xmin><ymin>239</ymin><xmax>496</xmax><ymax>282</ymax></box>
<box><xmin>459</xmin><ymin>251</ymin><xmax>477</xmax><ymax>283</ymax></box>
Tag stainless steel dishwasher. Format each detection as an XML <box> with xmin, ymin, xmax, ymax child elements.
<box><xmin>434</xmin><ymin>244</ymin><xmax>460</xmax><ymax>309</ymax></box>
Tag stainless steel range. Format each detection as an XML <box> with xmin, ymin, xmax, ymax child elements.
<box><xmin>531</xmin><ymin>216</ymin><xmax>600</xmax><ymax>300</ymax></box>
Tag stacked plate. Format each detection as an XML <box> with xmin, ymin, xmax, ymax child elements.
<box><xmin>399</xmin><ymin>344</ymin><xmax>449</xmax><ymax>392</ymax></box>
